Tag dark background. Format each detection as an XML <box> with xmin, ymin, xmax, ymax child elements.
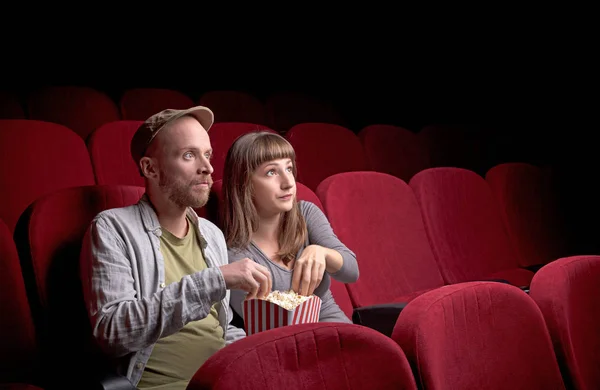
<box><xmin>1</xmin><ymin>31</ymin><xmax>597</xmax><ymax>255</ymax></box>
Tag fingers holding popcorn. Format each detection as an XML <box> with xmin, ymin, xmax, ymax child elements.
<box><xmin>292</xmin><ymin>245</ymin><xmax>327</xmax><ymax>296</ymax></box>
<box><xmin>220</xmin><ymin>258</ymin><xmax>272</xmax><ymax>299</ymax></box>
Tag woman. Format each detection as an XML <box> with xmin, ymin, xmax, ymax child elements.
<box><xmin>222</xmin><ymin>131</ymin><xmax>359</xmax><ymax>324</ymax></box>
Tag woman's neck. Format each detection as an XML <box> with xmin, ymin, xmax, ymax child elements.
<box><xmin>253</xmin><ymin>212</ymin><xmax>294</xmax><ymax>268</ymax></box>
<box><xmin>252</xmin><ymin>212</ymin><xmax>281</xmax><ymax>243</ymax></box>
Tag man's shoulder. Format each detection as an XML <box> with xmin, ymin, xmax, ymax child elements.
<box><xmin>92</xmin><ymin>203</ymin><xmax>142</xmax><ymax>228</ymax></box>
<box><xmin>196</xmin><ymin>216</ymin><xmax>227</xmax><ymax>252</ymax></box>
<box><xmin>197</xmin><ymin>217</ymin><xmax>223</xmax><ymax>238</ymax></box>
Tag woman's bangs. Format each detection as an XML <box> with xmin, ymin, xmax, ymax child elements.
<box><xmin>250</xmin><ymin>134</ymin><xmax>296</xmax><ymax>170</ymax></box>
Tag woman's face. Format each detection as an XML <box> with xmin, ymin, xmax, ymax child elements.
<box><xmin>251</xmin><ymin>158</ymin><xmax>296</xmax><ymax>217</ymax></box>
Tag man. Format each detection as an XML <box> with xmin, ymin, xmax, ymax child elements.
<box><xmin>80</xmin><ymin>106</ymin><xmax>272</xmax><ymax>389</ymax></box>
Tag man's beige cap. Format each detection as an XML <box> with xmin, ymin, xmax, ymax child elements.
<box><xmin>130</xmin><ymin>106</ymin><xmax>214</xmax><ymax>164</ymax></box>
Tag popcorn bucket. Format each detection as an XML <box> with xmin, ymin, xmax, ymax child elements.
<box><xmin>242</xmin><ymin>291</ymin><xmax>322</xmax><ymax>335</ymax></box>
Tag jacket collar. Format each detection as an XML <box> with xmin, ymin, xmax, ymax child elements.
<box><xmin>137</xmin><ymin>194</ymin><xmax>207</xmax><ymax>249</ymax></box>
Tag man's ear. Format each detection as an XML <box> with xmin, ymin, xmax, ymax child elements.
<box><xmin>140</xmin><ymin>156</ymin><xmax>158</xmax><ymax>179</ymax></box>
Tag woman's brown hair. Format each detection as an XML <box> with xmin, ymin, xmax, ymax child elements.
<box><xmin>222</xmin><ymin>131</ymin><xmax>307</xmax><ymax>264</ymax></box>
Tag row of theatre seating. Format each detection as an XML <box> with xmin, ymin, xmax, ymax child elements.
<box><xmin>0</xmin><ymin>86</ymin><xmax>507</xmax><ymax>175</ymax></box>
<box><xmin>0</xmin><ymin>119</ymin><xmax>546</xmax><ymax>235</ymax></box>
<box><xmin>1</xmin><ymin>180</ymin><xmax>598</xmax><ymax>389</ymax></box>
<box><xmin>1</xmin><ymin>117</ymin><xmax>592</xmax><ymax>388</ymax></box>
<box><xmin>0</xmin><ymin>87</ymin><xmax>347</xmax><ymax>136</ymax></box>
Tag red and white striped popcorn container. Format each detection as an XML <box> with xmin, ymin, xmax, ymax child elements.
<box><xmin>243</xmin><ymin>295</ymin><xmax>322</xmax><ymax>335</ymax></box>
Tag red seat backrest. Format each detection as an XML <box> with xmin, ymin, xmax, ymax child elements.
<box><xmin>393</xmin><ymin>282</ymin><xmax>566</xmax><ymax>390</ymax></box>
<box><xmin>286</xmin><ymin>123</ymin><xmax>368</xmax><ymax>191</ymax></box>
<box><xmin>189</xmin><ymin>322</ymin><xmax>417</xmax><ymax>390</ymax></box>
<box><xmin>486</xmin><ymin>163</ymin><xmax>567</xmax><ymax>267</ymax></box>
<box><xmin>87</xmin><ymin>120</ymin><xmax>145</xmax><ymax>186</ymax></box>
<box><xmin>410</xmin><ymin>168</ymin><xmax>533</xmax><ymax>287</ymax></box>
<box><xmin>317</xmin><ymin>171</ymin><xmax>445</xmax><ymax>308</ymax></box>
<box><xmin>0</xmin><ymin>218</ymin><xmax>38</xmax><ymax>384</ymax></box>
<box><xmin>27</xmin><ymin>86</ymin><xmax>120</xmax><ymax>140</ymax></box>
<box><xmin>0</xmin><ymin>119</ymin><xmax>96</xmax><ymax>233</ymax></box>
<box><xmin>530</xmin><ymin>255</ymin><xmax>600</xmax><ymax>390</ymax></box>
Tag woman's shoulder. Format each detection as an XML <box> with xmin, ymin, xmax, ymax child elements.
<box><xmin>298</xmin><ymin>199</ymin><xmax>320</xmax><ymax>215</ymax></box>
<box><xmin>298</xmin><ymin>200</ymin><xmax>326</xmax><ymax>223</ymax></box>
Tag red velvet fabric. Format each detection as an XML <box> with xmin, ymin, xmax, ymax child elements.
<box><xmin>0</xmin><ymin>120</ymin><xmax>95</xmax><ymax>233</ymax></box>
<box><xmin>359</xmin><ymin>124</ymin><xmax>430</xmax><ymax>181</ymax></box>
<box><xmin>87</xmin><ymin>120</ymin><xmax>145</xmax><ymax>187</ymax></box>
<box><xmin>530</xmin><ymin>255</ymin><xmax>600</xmax><ymax>390</ymax></box>
<box><xmin>13</xmin><ymin>185</ymin><xmax>146</xmax><ymax>386</ymax></box>
<box><xmin>286</xmin><ymin>123</ymin><xmax>367</xmax><ymax>191</ymax></box>
<box><xmin>120</xmin><ymin>88</ymin><xmax>194</xmax><ymax>120</ymax></box>
<box><xmin>0</xmin><ymin>219</ymin><xmax>38</xmax><ymax>384</ymax></box>
<box><xmin>393</xmin><ymin>282</ymin><xmax>566</xmax><ymax>390</ymax></box>
<box><xmin>188</xmin><ymin>322</ymin><xmax>417</xmax><ymax>390</ymax></box>
<box><xmin>486</xmin><ymin>163</ymin><xmax>567</xmax><ymax>267</ymax></box>
<box><xmin>199</xmin><ymin>91</ymin><xmax>266</xmax><ymax>125</ymax></box>
<box><xmin>295</xmin><ymin>182</ymin><xmax>324</xmax><ymax>212</ymax></box>
<box><xmin>27</xmin><ymin>86</ymin><xmax>120</xmax><ymax>140</ymax></box>
<box><xmin>410</xmin><ymin>167</ymin><xmax>534</xmax><ymax>286</ymax></box>
<box><xmin>317</xmin><ymin>171</ymin><xmax>445</xmax><ymax>308</ymax></box>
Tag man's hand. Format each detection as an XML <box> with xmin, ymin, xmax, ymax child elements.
<box><xmin>292</xmin><ymin>245</ymin><xmax>327</xmax><ymax>296</ymax></box>
<box><xmin>220</xmin><ymin>258</ymin><xmax>272</xmax><ymax>300</ymax></box>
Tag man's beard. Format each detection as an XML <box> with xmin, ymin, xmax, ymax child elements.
<box><xmin>159</xmin><ymin>171</ymin><xmax>212</xmax><ymax>209</ymax></box>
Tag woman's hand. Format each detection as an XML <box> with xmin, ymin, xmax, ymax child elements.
<box><xmin>291</xmin><ymin>245</ymin><xmax>328</xmax><ymax>296</ymax></box>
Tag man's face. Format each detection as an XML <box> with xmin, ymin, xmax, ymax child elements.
<box><xmin>151</xmin><ymin>115</ymin><xmax>214</xmax><ymax>209</ymax></box>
